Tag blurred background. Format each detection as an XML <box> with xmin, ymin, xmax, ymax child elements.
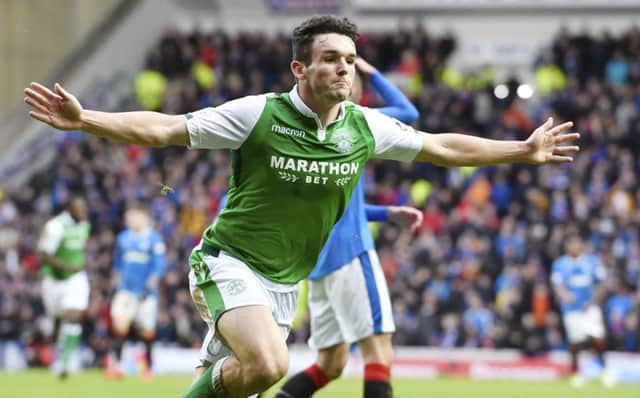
<box><xmin>1</xmin><ymin>0</ymin><xmax>640</xmax><ymax>393</ymax></box>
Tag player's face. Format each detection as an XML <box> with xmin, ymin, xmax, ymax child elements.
<box><xmin>304</xmin><ymin>33</ymin><xmax>356</xmax><ymax>103</ymax></box>
<box><xmin>566</xmin><ymin>236</ymin><xmax>583</xmax><ymax>257</ymax></box>
<box><xmin>125</xmin><ymin>209</ymin><xmax>148</xmax><ymax>231</ymax></box>
<box><xmin>69</xmin><ymin>199</ymin><xmax>87</xmax><ymax>221</ymax></box>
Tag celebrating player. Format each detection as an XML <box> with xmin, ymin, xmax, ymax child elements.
<box><xmin>25</xmin><ymin>15</ymin><xmax>579</xmax><ymax>397</ymax></box>
<box><xmin>276</xmin><ymin>58</ymin><xmax>421</xmax><ymax>398</ymax></box>
<box><xmin>37</xmin><ymin>197</ymin><xmax>90</xmax><ymax>379</ymax></box>
<box><xmin>106</xmin><ymin>206</ymin><xmax>166</xmax><ymax>380</ymax></box>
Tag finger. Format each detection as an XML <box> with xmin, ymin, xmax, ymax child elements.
<box><xmin>54</xmin><ymin>82</ymin><xmax>72</xmax><ymax>100</ymax></box>
<box><xmin>30</xmin><ymin>82</ymin><xmax>63</xmax><ymax>101</ymax></box>
<box><xmin>549</xmin><ymin>121</ymin><xmax>574</xmax><ymax>135</ymax></box>
<box><xmin>29</xmin><ymin>110</ymin><xmax>53</xmax><ymax>125</ymax></box>
<box><xmin>24</xmin><ymin>97</ymin><xmax>51</xmax><ymax>115</ymax></box>
<box><xmin>411</xmin><ymin>213</ymin><xmax>423</xmax><ymax>232</ymax></box>
<box><xmin>553</xmin><ymin>145</ymin><xmax>580</xmax><ymax>155</ymax></box>
<box><xmin>411</xmin><ymin>219</ymin><xmax>421</xmax><ymax>232</ymax></box>
<box><xmin>554</xmin><ymin>133</ymin><xmax>580</xmax><ymax>144</ymax></box>
<box><xmin>414</xmin><ymin>212</ymin><xmax>423</xmax><ymax>226</ymax></box>
<box><xmin>547</xmin><ymin>155</ymin><xmax>574</xmax><ymax>163</ymax></box>
<box><xmin>541</xmin><ymin>117</ymin><xmax>553</xmax><ymax>131</ymax></box>
<box><xmin>24</xmin><ymin>88</ymin><xmax>52</xmax><ymax>108</ymax></box>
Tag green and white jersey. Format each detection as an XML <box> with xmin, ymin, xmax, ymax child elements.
<box><xmin>186</xmin><ymin>86</ymin><xmax>422</xmax><ymax>284</ymax></box>
<box><xmin>38</xmin><ymin>211</ymin><xmax>90</xmax><ymax>280</ymax></box>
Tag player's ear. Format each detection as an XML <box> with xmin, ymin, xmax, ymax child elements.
<box><xmin>290</xmin><ymin>60</ymin><xmax>306</xmax><ymax>81</ymax></box>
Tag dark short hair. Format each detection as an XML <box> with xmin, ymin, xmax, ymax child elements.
<box><xmin>65</xmin><ymin>195</ymin><xmax>86</xmax><ymax>210</ymax></box>
<box><xmin>292</xmin><ymin>15</ymin><xmax>359</xmax><ymax>65</ymax></box>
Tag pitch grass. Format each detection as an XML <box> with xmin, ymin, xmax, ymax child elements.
<box><xmin>1</xmin><ymin>370</ymin><xmax>638</xmax><ymax>398</ymax></box>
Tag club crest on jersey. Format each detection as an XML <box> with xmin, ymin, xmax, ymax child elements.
<box><xmin>332</xmin><ymin>129</ymin><xmax>354</xmax><ymax>154</ymax></box>
<box><xmin>225</xmin><ymin>279</ymin><xmax>247</xmax><ymax>295</ymax></box>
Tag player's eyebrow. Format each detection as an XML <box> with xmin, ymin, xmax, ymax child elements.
<box><xmin>320</xmin><ymin>50</ymin><xmax>356</xmax><ymax>58</ymax></box>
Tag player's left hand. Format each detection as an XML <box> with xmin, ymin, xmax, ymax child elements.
<box><xmin>388</xmin><ymin>206</ymin><xmax>423</xmax><ymax>232</ymax></box>
<box><xmin>354</xmin><ymin>57</ymin><xmax>377</xmax><ymax>76</ymax></box>
<box><xmin>524</xmin><ymin>117</ymin><xmax>580</xmax><ymax>164</ymax></box>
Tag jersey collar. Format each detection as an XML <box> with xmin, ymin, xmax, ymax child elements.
<box><xmin>59</xmin><ymin>211</ymin><xmax>75</xmax><ymax>224</ymax></box>
<box><xmin>60</xmin><ymin>210</ymin><xmax>84</xmax><ymax>225</ymax></box>
<box><xmin>288</xmin><ymin>85</ymin><xmax>346</xmax><ymax>123</ymax></box>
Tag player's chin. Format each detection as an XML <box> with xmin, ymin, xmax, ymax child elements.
<box><xmin>328</xmin><ymin>88</ymin><xmax>349</xmax><ymax>102</ymax></box>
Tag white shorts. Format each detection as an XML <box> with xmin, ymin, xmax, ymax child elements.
<box><xmin>42</xmin><ymin>271</ymin><xmax>90</xmax><ymax>318</ymax></box>
<box><xmin>308</xmin><ymin>249</ymin><xmax>395</xmax><ymax>350</ymax></box>
<box><xmin>110</xmin><ymin>290</ymin><xmax>158</xmax><ymax>332</ymax></box>
<box><xmin>188</xmin><ymin>248</ymin><xmax>298</xmax><ymax>365</ymax></box>
<box><xmin>563</xmin><ymin>305</ymin><xmax>606</xmax><ymax>344</ymax></box>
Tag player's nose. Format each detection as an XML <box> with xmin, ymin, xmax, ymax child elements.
<box><xmin>336</xmin><ymin>58</ymin><xmax>349</xmax><ymax>75</ymax></box>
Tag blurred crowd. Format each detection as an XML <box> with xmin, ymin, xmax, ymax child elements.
<box><xmin>1</xmin><ymin>24</ymin><xmax>640</xmax><ymax>368</ymax></box>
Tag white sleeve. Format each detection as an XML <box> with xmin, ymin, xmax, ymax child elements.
<box><xmin>186</xmin><ymin>94</ymin><xmax>268</xmax><ymax>150</ymax></box>
<box><xmin>359</xmin><ymin>106</ymin><xmax>423</xmax><ymax>162</ymax></box>
<box><xmin>550</xmin><ymin>271</ymin><xmax>563</xmax><ymax>286</ymax></box>
<box><xmin>37</xmin><ymin>219</ymin><xmax>63</xmax><ymax>255</ymax></box>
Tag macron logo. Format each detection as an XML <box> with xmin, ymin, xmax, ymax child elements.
<box><xmin>271</xmin><ymin>124</ymin><xmax>306</xmax><ymax>138</ymax></box>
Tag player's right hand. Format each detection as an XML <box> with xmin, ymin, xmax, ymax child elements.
<box><xmin>24</xmin><ymin>82</ymin><xmax>83</xmax><ymax>131</ymax></box>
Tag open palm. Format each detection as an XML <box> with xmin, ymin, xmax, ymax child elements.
<box><xmin>525</xmin><ymin>117</ymin><xmax>580</xmax><ymax>164</ymax></box>
<box><xmin>24</xmin><ymin>82</ymin><xmax>83</xmax><ymax>130</ymax></box>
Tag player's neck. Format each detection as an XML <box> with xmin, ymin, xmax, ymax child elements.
<box><xmin>298</xmin><ymin>85</ymin><xmax>342</xmax><ymax>127</ymax></box>
<box><xmin>132</xmin><ymin>226</ymin><xmax>147</xmax><ymax>235</ymax></box>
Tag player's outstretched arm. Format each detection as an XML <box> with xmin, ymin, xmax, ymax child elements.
<box><xmin>24</xmin><ymin>82</ymin><xmax>188</xmax><ymax>147</ymax></box>
<box><xmin>415</xmin><ymin>117</ymin><xmax>579</xmax><ymax>166</ymax></box>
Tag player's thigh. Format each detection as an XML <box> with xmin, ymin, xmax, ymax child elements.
<box><xmin>358</xmin><ymin>333</ymin><xmax>394</xmax><ymax>365</ymax></box>
<box><xmin>563</xmin><ymin>310</ymin><xmax>588</xmax><ymax>344</ymax></box>
<box><xmin>60</xmin><ymin>272</ymin><xmax>90</xmax><ymax>313</ymax></box>
<box><xmin>110</xmin><ymin>291</ymin><xmax>137</xmax><ymax>333</ymax></box>
<box><xmin>308</xmin><ymin>278</ymin><xmax>344</xmax><ymax>350</ymax></box>
<box><xmin>41</xmin><ymin>277</ymin><xmax>62</xmax><ymax>318</ymax></box>
<box><xmin>328</xmin><ymin>250</ymin><xmax>395</xmax><ymax>343</ymax></box>
<box><xmin>585</xmin><ymin>305</ymin><xmax>606</xmax><ymax>339</ymax></box>
<box><xmin>135</xmin><ymin>295</ymin><xmax>158</xmax><ymax>337</ymax></box>
<box><xmin>217</xmin><ymin>304</ymin><xmax>288</xmax><ymax>368</ymax></box>
<box><xmin>189</xmin><ymin>250</ymin><xmax>292</xmax><ymax>367</ymax></box>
